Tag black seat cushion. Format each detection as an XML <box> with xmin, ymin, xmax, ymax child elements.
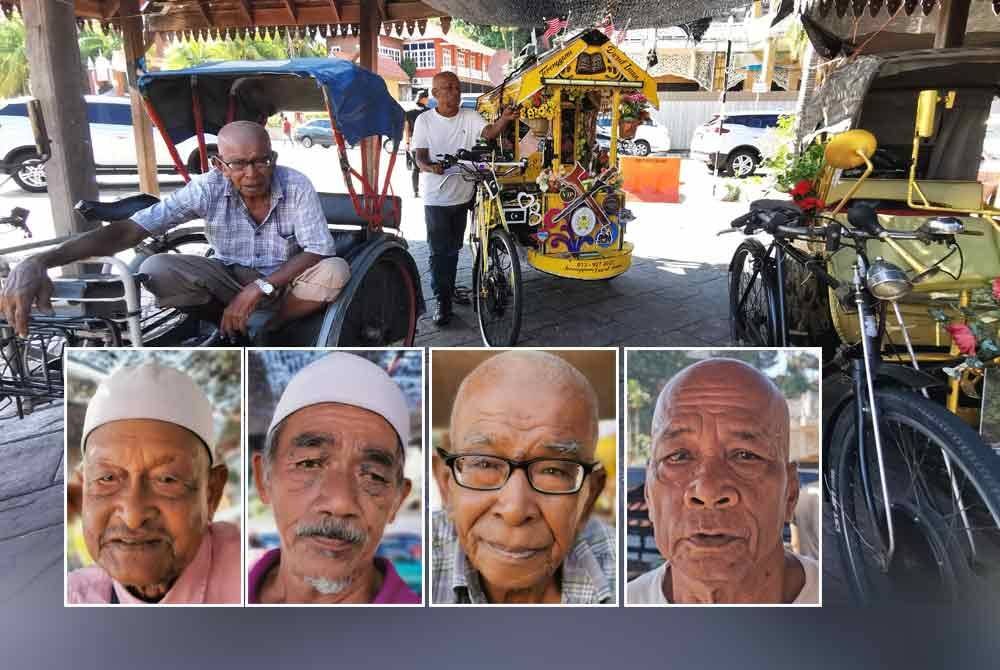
<box><xmin>75</xmin><ymin>194</ymin><xmax>161</xmax><ymax>222</ymax></box>
<box><xmin>318</xmin><ymin>192</ymin><xmax>401</xmax><ymax>229</ymax></box>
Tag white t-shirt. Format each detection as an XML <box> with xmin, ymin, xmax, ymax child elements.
<box><xmin>411</xmin><ymin>108</ymin><xmax>487</xmax><ymax>206</ymax></box>
<box><xmin>627</xmin><ymin>554</ymin><xmax>820</xmax><ymax>604</ymax></box>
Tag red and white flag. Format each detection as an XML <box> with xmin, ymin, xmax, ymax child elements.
<box><xmin>542</xmin><ymin>16</ymin><xmax>568</xmax><ymax>47</ymax></box>
<box><xmin>600</xmin><ymin>13</ymin><xmax>615</xmax><ymax>37</ymax></box>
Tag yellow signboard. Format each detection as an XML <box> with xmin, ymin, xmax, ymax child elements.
<box><xmin>527</xmin><ymin>244</ymin><xmax>633</xmax><ymax>280</ymax></box>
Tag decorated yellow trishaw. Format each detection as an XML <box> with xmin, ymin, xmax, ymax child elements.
<box><xmin>441</xmin><ymin>28</ymin><xmax>657</xmax><ymax>346</ymax></box>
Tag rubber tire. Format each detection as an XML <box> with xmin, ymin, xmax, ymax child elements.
<box><xmin>473</xmin><ymin>227</ymin><xmax>523</xmax><ymax>347</ymax></box>
<box><xmin>726</xmin><ymin>149</ymin><xmax>758</xmax><ymax>178</ymax></box>
<box><xmin>9</xmin><ymin>150</ymin><xmax>47</xmax><ymax>193</ymax></box>
<box><xmin>828</xmin><ymin>389</ymin><xmax>1000</xmax><ymax>604</ymax></box>
<box><xmin>334</xmin><ymin>250</ymin><xmax>419</xmax><ymax>346</ymax></box>
<box><xmin>301</xmin><ymin>136</ymin><xmax>314</xmax><ymax>148</ymax></box>
<box><xmin>634</xmin><ymin>140</ymin><xmax>651</xmax><ymax>156</ymax></box>
<box><xmin>728</xmin><ymin>238</ymin><xmax>778</xmax><ymax>346</ymax></box>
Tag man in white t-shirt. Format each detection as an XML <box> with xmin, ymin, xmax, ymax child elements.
<box><xmin>411</xmin><ymin>71</ymin><xmax>517</xmax><ymax>325</ymax></box>
<box><xmin>627</xmin><ymin>358</ymin><xmax>820</xmax><ymax>604</ymax></box>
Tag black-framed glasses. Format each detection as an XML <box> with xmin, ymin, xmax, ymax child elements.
<box><xmin>214</xmin><ymin>151</ymin><xmax>277</xmax><ymax>172</ymax></box>
<box><xmin>436</xmin><ymin>447</ymin><xmax>602</xmax><ymax>495</ymax></box>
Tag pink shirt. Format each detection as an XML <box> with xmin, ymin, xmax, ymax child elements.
<box><xmin>67</xmin><ymin>521</ymin><xmax>242</xmax><ymax>604</ymax></box>
<box><xmin>248</xmin><ymin>549</ymin><xmax>420</xmax><ymax>604</ymax></box>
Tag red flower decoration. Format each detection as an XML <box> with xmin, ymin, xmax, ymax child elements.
<box><xmin>790</xmin><ymin>179</ymin><xmax>814</xmax><ymax>199</ymax></box>
<box><xmin>992</xmin><ymin>277</ymin><xmax>1000</xmax><ymax>302</ymax></box>
<box><xmin>945</xmin><ymin>323</ymin><xmax>978</xmax><ymax>356</ymax></box>
<box><xmin>797</xmin><ymin>196</ymin><xmax>825</xmax><ymax>212</ymax></box>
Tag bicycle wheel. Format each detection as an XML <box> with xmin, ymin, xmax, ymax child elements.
<box><xmin>335</xmin><ymin>250</ymin><xmax>418</xmax><ymax>346</ymax></box>
<box><xmin>473</xmin><ymin>227</ymin><xmax>522</xmax><ymax>346</ymax></box>
<box><xmin>728</xmin><ymin>239</ymin><xmax>778</xmax><ymax>345</ymax></box>
<box><xmin>828</xmin><ymin>389</ymin><xmax>1000</xmax><ymax>604</ymax></box>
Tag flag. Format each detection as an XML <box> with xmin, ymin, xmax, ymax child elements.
<box><xmin>614</xmin><ymin>17</ymin><xmax>631</xmax><ymax>44</ymax></box>
<box><xmin>600</xmin><ymin>13</ymin><xmax>615</xmax><ymax>37</ymax></box>
<box><xmin>542</xmin><ymin>16</ymin><xmax>568</xmax><ymax>47</ymax></box>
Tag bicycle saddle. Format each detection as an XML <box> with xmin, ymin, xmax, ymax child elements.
<box><xmin>75</xmin><ymin>193</ymin><xmax>161</xmax><ymax>222</ymax></box>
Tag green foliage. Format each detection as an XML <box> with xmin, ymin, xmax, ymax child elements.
<box><xmin>78</xmin><ymin>26</ymin><xmax>121</xmax><ymax>62</ymax></box>
<box><xmin>163</xmin><ymin>36</ymin><xmax>325</xmax><ymax>70</ymax></box>
<box><xmin>761</xmin><ymin>113</ymin><xmax>826</xmax><ymax>192</ymax></box>
<box><xmin>399</xmin><ymin>57</ymin><xmax>417</xmax><ymax>79</ymax></box>
<box><xmin>0</xmin><ymin>15</ymin><xmax>29</xmax><ymax>98</ymax></box>
<box><xmin>451</xmin><ymin>19</ymin><xmax>531</xmax><ymax>54</ymax></box>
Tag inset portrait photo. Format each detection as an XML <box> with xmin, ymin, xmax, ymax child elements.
<box><xmin>64</xmin><ymin>348</ymin><xmax>244</xmax><ymax>606</ymax></box>
<box><xmin>246</xmin><ymin>349</ymin><xmax>423</xmax><ymax>606</ymax></box>
<box><xmin>625</xmin><ymin>348</ymin><xmax>820</xmax><ymax>606</ymax></box>
<box><xmin>430</xmin><ymin>348</ymin><xmax>618</xmax><ymax>606</ymax></box>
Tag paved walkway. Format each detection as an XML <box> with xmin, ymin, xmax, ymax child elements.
<box><xmin>0</xmin><ymin>404</ymin><xmax>65</xmax><ymax>607</ymax></box>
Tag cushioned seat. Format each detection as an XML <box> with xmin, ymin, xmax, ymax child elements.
<box><xmin>75</xmin><ymin>194</ymin><xmax>161</xmax><ymax>222</ymax></box>
<box><xmin>318</xmin><ymin>192</ymin><xmax>401</xmax><ymax>229</ymax></box>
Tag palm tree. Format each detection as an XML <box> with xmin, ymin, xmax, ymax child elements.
<box><xmin>0</xmin><ymin>15</ymin><xmax>30</xmax><ymax>98</ymax></box>
<box><xmin>78</xmin><ymin>26</ymin><xmax>121</xmax><ymax>62</ymax></box>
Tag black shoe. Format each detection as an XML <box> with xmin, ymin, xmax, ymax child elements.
<box><xmin>452</xmin><ymin>285</ymin><xmax>471</xmax><ymax>306</ymax></box>
<box><xmin>433</xmin><ymin>300</ymin><xmax>452</xmax><ymax>326</ymax></box>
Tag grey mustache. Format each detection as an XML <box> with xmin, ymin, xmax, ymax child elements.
<box><xmin>295</xmin><ymin>517</ymin><xmax>367</xmax><ymax>545</ymax></box>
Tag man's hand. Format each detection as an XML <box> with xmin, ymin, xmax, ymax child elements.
<box><xmin>425</xmin><ymin>162</ymin><xmax>444</xmax><ymax>175</ymax></box>
<box><xmin>0</xmin><ymin>257</ymin><xmax>54</xmax><ymax>337</ymax></box>
<box><xmin>220</xmin><ymin>282</ymin><xmax>264</xmax><ymax>338</ymax></box>
<box><xmin>499</xmin><ymin>104</ymin><xmax>520</xmax><ymax>125</ymax></box>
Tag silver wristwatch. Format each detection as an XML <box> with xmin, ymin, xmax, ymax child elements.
<box><xmin>254</xmin><ymin>278</ymin><xmax>276</xmax><ymax>296</ymax></box>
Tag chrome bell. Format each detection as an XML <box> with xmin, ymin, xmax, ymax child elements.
<box><xmin>866</xmin><ymin>258</ymin><xmax>913</xmax><ymax>301</ymax></box>
<box><xmin>920</xmin><ymin>216</ymin><xmax>965</xmax><ymax>235</ymax></box>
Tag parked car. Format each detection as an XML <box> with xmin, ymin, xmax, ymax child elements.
<box><xmin>596</xmin><ymin>116</ymin><xmax>671</xmax><ymax>155</ymax></box>
<box><xmin>292</xmin><ymin>118</ymin><xmax>335</xmax><ymax>148</ymax></box>
<box><xmin>689</xmin><ymin>111</ymin><xmax>783</xmax><ymax>177</ymax></box>
<box><xmin>0</xmin><ymin>95</ymin><xmax>217</xmax><ymax>193</ymax></box>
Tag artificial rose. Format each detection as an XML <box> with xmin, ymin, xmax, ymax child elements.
<box><xmin>790</xmin><ymin>179</ymin><xmax>814</xmax><ymax>199</ymax></box>
<box><xmin>945</xmin><ymin>323</ymin><xmax>978</xmax><ymax>356</ymax></box>
<box><xmin>992</xmin><ymin>277</ymin><xmax>1000</xmax><ymax>302</ymax></box>
<box><xmin>797</xmin><ymin>196</ymin><xmax>825</xmax><ymax>212</ymax></box>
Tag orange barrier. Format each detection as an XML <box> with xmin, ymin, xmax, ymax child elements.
<box><xmin>620</xmin><ymin>156</ymin><xmax>680</xmax><ymax>203</ymax></box>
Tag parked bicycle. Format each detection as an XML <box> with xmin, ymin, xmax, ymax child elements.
<box><xmin>727</xmin><ymin>193</ymin><xmax>1000</xmax><ymax>603</ymax></box>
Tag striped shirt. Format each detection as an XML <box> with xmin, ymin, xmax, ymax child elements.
<box><xmin>432</xmin><ymin>510</ymin><xmax>616</xmax><ymax>604</ymax></box>
<box><xmin>131</xmin><ymin>166</ymin><xmax>336</xmax><ymax>275</ymax></box>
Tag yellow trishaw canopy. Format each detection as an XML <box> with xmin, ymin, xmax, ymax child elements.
<box><xmin>477</xmin><ymin>29</ymin><xmax>659</xmax><ymax>115</ymax></box>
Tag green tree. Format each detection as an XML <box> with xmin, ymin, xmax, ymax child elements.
<box><xmin>451</xmin><ymin>19</ymin><xmax>532</xmax><ymax>55</ymax></box>
<box><xmin>0</xmin><ymin>15</ymin><xmax>29</xmax><ymax>98</ymax></box>
<box><xmin>78</xmin><ymin>26</ymin><xmax>121</xmax><ymax>62</ymax></box>
<box><xmin>399</xmin><ymin>57</ymin><xmax>417</xmax><ymax>79</ymax></box>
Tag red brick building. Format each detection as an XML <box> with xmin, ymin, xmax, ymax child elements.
<box><xmin>403</xmin><ymin>22</ymin><xmax>495</xmax><ymax>95</ymax></box>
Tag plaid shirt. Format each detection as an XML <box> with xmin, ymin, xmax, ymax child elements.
<box><xmin>432</xmin><ymin>510</ymin><xmax>616</xmax><ymax>604</ymax></box>
<box><xmin>131</xmin><ymin>166</ymin><xmax>336</xmax><ymax>275</ymax></box>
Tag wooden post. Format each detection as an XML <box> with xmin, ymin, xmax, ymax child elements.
<box><xmin>20</xmin><ymin>0</ymin><xmax>99</xmax><ymax>237</ymax></box>
<box><xmin>359</xmin><ymin>0</ymin><xmax>380</xmax><ymax>193</ymax></box>
<box><xmin>760</xmin><ymin>37</ymin><xmax>776</xmax><ymax>92</ymax></box>
<box><xmin>120</xmin><ymin>0</ymin><xmax>160</xmax><ymax>196</ymax></box>
<box><xmin>935</xmin><ymin>0</ymin><xmax>971</xmax><ymax>49</ymax></box>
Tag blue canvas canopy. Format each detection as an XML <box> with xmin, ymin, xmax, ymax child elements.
<box><xmin>138</xmin><ymin>57</ymin><xmax>404</xmax><ymax>147</ymax></box>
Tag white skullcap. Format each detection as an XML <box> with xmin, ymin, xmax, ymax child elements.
<box><xmin>267</xmin><ymin>353</ymin><xmax>410</xmax><ymax>453</ymax></box>
<box><xmin>82</xmin><ymin>361</ymin><xmax>216</xmax><ymax>462</ymax></box>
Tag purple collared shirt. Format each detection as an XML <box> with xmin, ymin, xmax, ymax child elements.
<box><xmin>248</xmin><ymin>549</ymin><xmax>419</xmax><ymax>604</ymax></box>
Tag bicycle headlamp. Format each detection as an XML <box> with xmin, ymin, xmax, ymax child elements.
<box><xmin>867</xmin><ymin>258</ymin><xmax>912</xmax><ymax>301</ymax></box>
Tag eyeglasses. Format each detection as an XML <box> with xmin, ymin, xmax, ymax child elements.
<box><xmin>214</xmin><ymin>151</ymin><xmax>277</xmax><ymax>172</ymax></box>
<box><xmin>436</xmin><ymin>447</ymin><xmax>602</xmax><ymax>495</ymax></box>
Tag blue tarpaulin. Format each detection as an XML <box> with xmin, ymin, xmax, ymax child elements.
<box><xmin>138</xmin><ymin>58</ymin><xmax>404</xmax><ymax>147</ymax></box>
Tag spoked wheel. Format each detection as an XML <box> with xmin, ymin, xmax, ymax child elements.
<box><xmin>473</xmin><ymin>227</ymin><xmax>522</xmax><ymax>346</ymax></box>
<box><xmin>336</xmin><ymin>251</ymin><xmax>418</xmax><ymax>346</ymax></box>
<box><xmin>728</xmin><ymin>239</ymin><xmax>777</xmax><ymax>345</ymax></box>
<box><xmin>828</xmin><ymin>390</ymin><xmax>1000</xmax><ymax>604</ymax></box>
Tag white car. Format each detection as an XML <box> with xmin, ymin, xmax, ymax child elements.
<box><xmin>690</xmin><ymin>111</ymin><xmax>783</xmax><ymax>178</ymax></box>
<box><xmin>1</xmin><ymin>95</ymin><xmax>217</xmax><ymax>193</ymax></box>
<box><xmin>596</xmin><ymin>117</ymin><xmax>671</xmax><ymax>156</ymax></box>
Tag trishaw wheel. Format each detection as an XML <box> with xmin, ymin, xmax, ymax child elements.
<box><xmin>728</xmin><ymin>239</ymin><xmax>777</xmax><ymax>346</ymax></box>
<box><xmin>828</xmin><ymin>390</ymin><xmax>1000</xmax><ymax>604</ymax></box>
<box><xmin>334</xmin><ymin>251</ymin><xmax>418</xmax><ymax>346</ymax></box>
<box><xmin>472</xmin><ymin>227</ymin><xmax>522</xmax><ymax>346</ymax></box>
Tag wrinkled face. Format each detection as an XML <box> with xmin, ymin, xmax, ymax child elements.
<box><xmin>82</xmin><ymin>420</ymin><xmax>222</xmax><ymax>591</ymax></box>
<box><xmin>255</xmin><ymin>403</ymin><xmax>409</xmax><ymax>592</ymax></box>
<box><xmin>437</xmin><ymin>377</ymin><xmax>602</xmax><ymax>597</ymax></box>
<box><xmin>644</xmin><ymin>363</ymin><xmax>798</xmax><ymax>585</ymax></box>
<box><xmin>432</xmin><ymin>73</ymin><xmax>461</xmax><ymax>115</ymax></box>
<box><xmin>215</xmin><ymin>132</ymin><xmax>274</xmax><ymax>199</ymax></box>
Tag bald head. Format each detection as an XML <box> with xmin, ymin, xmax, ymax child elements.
<box><xmin>450</xmin><ymin>351</ymin><xmax>599</xmax><ymax>453</ymax></box>
<box><xmin>432</xmin><ymin>70</ymin><xmax>461</xmax><ymax>117</ymax></box>
<box><xmin>653</xmin><ymin>358</ymin><xmax>790</xmax><ymax>462</ymax></box>
<box><xmin>217</xmin><ymin>121</ymin><xmax>271</xmax><ymax>156</ymax></box>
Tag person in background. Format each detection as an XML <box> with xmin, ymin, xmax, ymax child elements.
<box><xmin>404</xmin><ymin>90</ymin><xmax>431</xmax><ymax>198</ymax></box>
<box><xmin>281</xmin><ymin>113</ymin><xmax>293</xmax><ymax>145</ymax></box>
